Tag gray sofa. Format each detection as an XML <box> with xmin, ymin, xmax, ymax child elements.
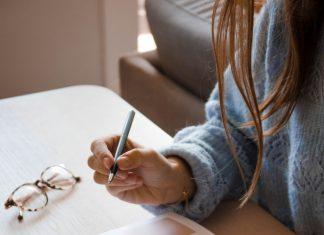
<box><xmin>120</xmin><ymin>0</ymin><xmax>216</xmax><ymax>135</ymax></box>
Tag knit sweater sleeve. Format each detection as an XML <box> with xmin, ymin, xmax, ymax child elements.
<box><xmin>142</xmin><ymin>2</ymin><xmax>273</xmax><ymax>222</ymax></box>
<box><xmin>143</xmin><ymin>87</ymin><xmax>258</xmax><ymax>221</ymax></box>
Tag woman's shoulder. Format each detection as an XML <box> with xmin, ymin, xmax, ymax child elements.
<box><xmin>253</xmin><ymin>0</ymin><xmax>287</xmax><ymax>61</ymax></box>
<box><xmin>251</xmin><ymin>0</ymin><xmax>288</xmax><ymax>99</ymax></box>
<box><xmin>205</xmin><ymin>0</ymin><xmax>289</xmax><ymax>124</ymax></box>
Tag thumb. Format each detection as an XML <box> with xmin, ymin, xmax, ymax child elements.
<box><xmin>117</xmin><ymin>148</ymin><xmax>160</xmax><ymax>170</ymax></box>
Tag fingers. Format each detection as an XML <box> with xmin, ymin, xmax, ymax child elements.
<box><xmin>88</xmin><ymin>155</ymin><xmax>109</xmax><ymax>175</ymax></box>
<box><xmin>93</xmin><ymin>171</ymin><xmax>141</xmax><ymax>186</ymax></box>
<box><xmin>90</xmin><ymin>139</ymin><xmax>114</xmax><ymax>168</ymax></box>
<box><xmin>93</xmin><ymin>171</ymin><xmax>108</xmax><ymax>184</ymax></box>
<box><xmin>118</xmin><ymin>148</ymin><xmax>161</xmax><ymax>170</ymax></box>
<box><xmin>115</xmin><ymin>170</ymin><xmax>128</xmax><ymax>180</ymax></box>
<box><xmin>106</xmin><ymin>183</ymin><xmax>142</xmax><ymax>198</ymax></box>
<box><xmin>90</xmin><ymin>135</ymin><xmax>138</xmax><ymax>170</ymax></box>
<box><xmin>88</xmin><ymin>154</ymin><xmax>131</xmax><ymax>177</ymax></box>
<box><xmin>109</xmin><ymin>174</ymin><xmax>142</xmax><ymax>187</ymax></box>
<box><xmin>101</xmin><ymin>135</ymin><xmax>142</xmax><ymax>150</ymax></box>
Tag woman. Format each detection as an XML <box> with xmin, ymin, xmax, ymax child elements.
<box><xmin>88</xmin><ymin>0</ymin><xmax>323</xmax><ymax>234</ymax></box>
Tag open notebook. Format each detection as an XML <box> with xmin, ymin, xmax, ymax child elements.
<box><xmin>101</xmin><ymin>213</ymin><xmax>214</xmax><ymax>235</ymax></box>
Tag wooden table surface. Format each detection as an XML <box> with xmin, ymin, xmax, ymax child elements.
<box><xmin>0</xmin><ymin>86</ymin><xmax>294</xmax><ymax>235</ymax></box>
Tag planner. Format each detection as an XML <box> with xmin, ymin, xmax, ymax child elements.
<box><xmin>101</xmin><ymin>213</ymin><xmax>214</xmax><ymax>235</ymax></box>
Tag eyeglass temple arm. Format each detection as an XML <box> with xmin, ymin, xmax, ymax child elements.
<box><xmin>18</xmin><ymin>207</ymin><xmax>24</xmax><ymax>222</ymax></box>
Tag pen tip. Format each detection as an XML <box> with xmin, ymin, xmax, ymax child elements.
<box><xmin>108</xmin><ymin>172</ymin><xmax>114</xmax><ymax>184</ymax></box>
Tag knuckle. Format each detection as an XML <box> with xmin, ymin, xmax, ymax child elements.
<box><xmin>132</xmin><ymin>148</ymin><xmax>141</xmax><ymax>156</ymax></box>
<box><xmin>146</xmin><ymin>148</ymin><xmax>156</xmax><ymax>156</ymax></box>
<box><xmin>87</xmin><ymin>155</ymin><xmax>94</xmax><ymax>168</ymax></box>
<box><xmin>93</xmin><ymin>172</ymin><xmax>104</xmax><ymax>184</ymax></box>
<box><xmin>97</xmin><ymin>151</ymin><xmax>108</xmax><ymax>160</ymax></box>
<box><xmin>90</xmin><ymin>139</ymin><xmax>101</xmax><ymax>152</ymax></box>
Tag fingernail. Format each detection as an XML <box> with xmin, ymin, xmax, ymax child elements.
<box><xmin>118</xmin><ymin>157</ymin><xmax>130</xmax><ymax>168</ymax></box>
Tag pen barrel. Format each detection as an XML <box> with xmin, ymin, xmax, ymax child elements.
<box><xmin>110</xmin><ymin>163</ymin><xmax>118</xmax><ymax>175</ymax></box>
<box><xmin>108</xmin><ymin>110</ymin><xmax>135</xmax><ymax>183</ymax></box>
<box><xmin>114</xmin><ymin>110</ymin><xmax>135</xmax><ymax>159</ymax></box>
<box><xmin>114</xmin><ymin>138</ymin><xmax>127</xmax><ymax>161</ymax></box>
<box><xmin>113</xmin><ymin>110</ymin><xmax>135</xmax><ymax>165</ymax></box>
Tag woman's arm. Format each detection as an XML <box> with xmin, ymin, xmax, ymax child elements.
<box><xmin>143</xmin><ymin>1</ymin><xmax>274</xmax><ymax>221</ymax></box>
<box><xmin>143</xmin><ymin>85</ymin><xmax>258</xmax><ymax>221</ymax></box>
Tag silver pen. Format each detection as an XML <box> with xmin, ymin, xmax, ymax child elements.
<box><xmin>108</xmin><ymin>110</ymin><xmax>135</xmax><ymax>183</ymax></box>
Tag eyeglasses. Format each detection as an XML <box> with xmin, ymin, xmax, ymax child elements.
<box><xmin>4</xmin><ymin>165</ymin><xmax>81</xmax><ymax>222</ymax></box>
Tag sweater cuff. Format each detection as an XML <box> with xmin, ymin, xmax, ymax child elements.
<box><xmin>142</xmin><ymin>143</ymin><xmax>230</xmax><ymax>221</ymax></box>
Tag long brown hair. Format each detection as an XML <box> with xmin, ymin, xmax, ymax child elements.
<box><xmin>211</xmin><ymin>0</ymin><xmax>323</xmax><ymax>206</ymax></box>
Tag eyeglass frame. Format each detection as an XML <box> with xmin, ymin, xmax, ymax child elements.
<box><xmin>4</xmin><ymin>165</ymin><xmax>81</xmax><ymax>222</ymax></box>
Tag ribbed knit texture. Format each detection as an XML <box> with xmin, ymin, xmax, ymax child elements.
<box><xmin>143</xmin><ymin>1</ymin><xmax>324</xmax><ymax>234</ymax></box>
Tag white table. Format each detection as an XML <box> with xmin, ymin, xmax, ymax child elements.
<box><xmin>0</xmin><ymin>86</ymin><xmax>171</xmax><ymax>235</ymax></box>
<box><xmin>0</xmin><ymin>86</ymin><xmax>294</xmax><ymax>235</ymax></box>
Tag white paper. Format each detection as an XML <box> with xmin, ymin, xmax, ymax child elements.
<box><xmin>100</xmin><ymin>212</ymin><xmax>214</xmax><ymax>235</ymax></box>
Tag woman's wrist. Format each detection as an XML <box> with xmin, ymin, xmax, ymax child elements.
<box><xmin>167</xmin><ymin>156</ymin><xmax>196</xmax><ymax>203</ymax></box>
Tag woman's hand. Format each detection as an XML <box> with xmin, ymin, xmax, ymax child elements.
<box><xmin>87</xmin><ymin>135</ymin><xmax>195</xmax><ymax>205</ymax></box>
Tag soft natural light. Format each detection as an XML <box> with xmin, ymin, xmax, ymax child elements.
<box><xmin>137</xmin><ymin>33</ymin><xmax>156</xmax><ymax>53</ymax></box>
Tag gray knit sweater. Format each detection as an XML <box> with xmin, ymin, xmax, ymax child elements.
<box><xmin>143</xmin><ymin>1</ymin><xmax>324</xmax><ymax>234</ymax></box>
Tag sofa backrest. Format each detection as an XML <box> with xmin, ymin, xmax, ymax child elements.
<box><xmin>145</xmin><ymin>0</ymin><xmax>217</xmax><ymax>101</ymax></box>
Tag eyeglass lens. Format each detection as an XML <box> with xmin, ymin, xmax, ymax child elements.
<box><xmin>41</xmin><ymin>165</ymin><xmax>77</xmax><ymax>189</ymax></box>
<box><xmin>12</xmin><ymin>184</ymin><xmax>47</xmax><ymax>211</ymax></box>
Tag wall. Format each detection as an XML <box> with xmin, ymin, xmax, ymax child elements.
<box><xmin>99</xmin><ymin>0</ymin><xmax>138</xmax><ymax>92</ymax></box>
<box><xmin>0</xmin><ymin>0</ymin><xmax>137</xmax><ymax>99</ymax></box>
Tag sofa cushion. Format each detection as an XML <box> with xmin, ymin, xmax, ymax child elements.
<box><xmin>145</xmin><ymin>0</ymin><xmax>217</xmax><ymax>101</ymax></box>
